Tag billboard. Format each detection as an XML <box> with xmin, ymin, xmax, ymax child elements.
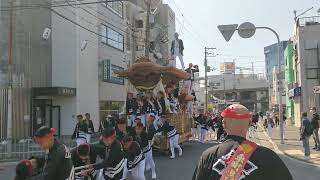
<box><xmin>220</xmin><ymin>62</ymin><xmax>235</xmax><ymax>74</ymax></box>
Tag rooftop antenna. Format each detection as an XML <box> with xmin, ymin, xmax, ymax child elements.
<box><xmin>294</xmin><ymin>7</ymin><xmax>314</xmax><ymax>22</ymax></box>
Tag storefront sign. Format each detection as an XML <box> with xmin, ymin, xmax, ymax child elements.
<box><xmin>58</xmin><ymin>88</ymin><xmax>76</xmax><ymax>96</ymax></box>
<box><xmin>33</xmin><ymin>87</ymin><xmax>76</xmax><ymax>97</ymax></box>
<box><xmin>102</xmin><ymin>60</ymin><xmax>124</xmax><ymax>85</ymax></box>
<box><xmin>288</xmin><ymin>87</ymin><xmax>301</xmax><ymax>98</ymax></box>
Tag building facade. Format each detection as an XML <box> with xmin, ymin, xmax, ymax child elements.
<box><xmin>126</xmin><ymin>0</ymin><xmax>175</xmax><ymax>66</ymax></box>
<box><xmin>194</xmin><ymin>74</ymin><xmax>269</xmax><ymax>113</ymax></box>
<box><xmin>0</xmin><ymin>0</ymin><xmax>127</xmax><ymax>138</ymax></box>
<box><xmin>0</xmin><ymin>0</ymin><xmax>53</xmax><ymax>138</ymax></box>
<box><xmin>264</xmin><ymin>41</ymin><xmax>288</xmax><ymax>111</ymax></box>
<box><xmin>0</xmin><ymin>0</ymin><xmax>176</xmax><ymax>139</ymax></box>
<box><xmin>284</xmin><ymin>41</ymin><xmax>295</xmax><ymax>124</ymax></box>
<box><xmin>264</xmin><ymin>41</ymin><xmax>288</xmax><ymax>81</ymax></box>
<box><xmin>291</xmin><ymin>16</ymin><xmax>320</xmax><ymax>126</ymax></box>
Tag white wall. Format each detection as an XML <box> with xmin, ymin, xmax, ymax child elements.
<box><xmin>51</xmin><ymin>7</ymin><xmax>77</xmax><ymax>136</ymax></box>
<box><xmin>77</xmin><ymin>5</ymin><xmax>100</xmax><ymax>130</ymax></box>
<box><xmin>51</xmin><ymin>5</ymin><xmax>100</xmax><ymax>134</ymax></box>
<box><xmin>51</xmin><ymin>7</ymin><xmax>77</xmax><ymax>88</ymax></box>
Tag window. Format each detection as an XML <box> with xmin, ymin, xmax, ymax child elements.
<box><xmin>102</xmin><ymin>0</ymin><xmax>123</xmax><ymax>18</ymax></box>
<box><xmin>100</xmin><ymin>25</ymin><xmax>107</xmax><ymax>44</ymax></box>
<box><xmin>100</xmin><ymin>25</ymin><xmax>124</xmax><ymax>51</ymax></box>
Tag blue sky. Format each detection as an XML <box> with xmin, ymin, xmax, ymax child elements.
<box><xmin>163</xmin><ymin>0</ymin><xmax>320</xmax><ymax>76</ymax></box>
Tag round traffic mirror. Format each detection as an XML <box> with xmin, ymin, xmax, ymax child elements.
<box><xmin>238</xmin><ymin>22</ymin><xmax>256</xmax><ymax>39</ymax></box>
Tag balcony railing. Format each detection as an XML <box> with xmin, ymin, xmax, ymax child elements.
<box><xmin>297</xmin><ymin>16</ymin><xmax>320</xmax><ymax>27</ymax></box>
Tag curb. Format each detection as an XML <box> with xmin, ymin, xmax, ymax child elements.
<box><xmin>0</xmin><ymin>161</ymin><xmax>17</xmax><ymax>166</ymax></box>
<box><xmin>257</xmin><ymin>123</ymin><xmax>320</xmax><ymax>167</ymax></box>
<box><xmin>282</xmin><ymin>151</ymin><xmax>317</xmax><ymax>164</ymax></box>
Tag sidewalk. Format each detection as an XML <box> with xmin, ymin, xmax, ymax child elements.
<box><xmin>261</xmin><ymin>123</ymin><xmax>320</xmax><ymax>165</ymax></box>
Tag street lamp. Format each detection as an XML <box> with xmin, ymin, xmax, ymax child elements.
<box><xmin>218</xmin><ymin>22</ymin><xmax>284</xmax><ymax>144</ymax></box>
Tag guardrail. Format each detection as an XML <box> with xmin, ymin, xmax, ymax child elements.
<box><xmin>0</xmin><ymin>135</ymin><xmax>100</xmax><ymax>162</ymax></box>
<box><xmin>0</xmin><ymin>139</ymin><xmax>43</xmax><ymax>162</ymax></box>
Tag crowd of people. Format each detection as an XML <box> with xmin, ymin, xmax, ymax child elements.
<box><xmin>72</xmin><ymin>113</ymin><xmax>95</xmax><ymax>146</ymax></box>
<box><xmin>13</xmin><ymin>62</ymin><xmax>202</xmax><ymax>180</ymax></box>
<box><xmin>13</xmin><ymin>103</ymin><xmax>299</xmax><ymax>180</ymax></box>
<box><xmin>191</xmin><ymin>113</ymin><xmax>225</xmax><ymax>144</ymax></box>
<box><xmin>190</xmin><ymin>111</ymin><xmax>263</xmax><ymax>144</ymax></box>
<box><xmin>192</xmin><ymin>104</ymin><xmax>293</xmax><ymax>180</ymax></box>
<box><xmin>15</xmin><ymin>113</ymin><xmax>180</xmax><ymax>180</ymax></box>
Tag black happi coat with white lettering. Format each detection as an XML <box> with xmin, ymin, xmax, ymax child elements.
<box><xmin>156</xmin><ymin>121</ymin><xmax>177</xmax><ymax>138</ymax></box>
<box><xmin>147</xmin><ymin>123</ymin><xmax>157</xmax><ymax>141</ymax></box>
<box><xmin>116</xmin><ymin>127</ymin><xmax>135</xmax><ymax>142</ymax></box>
<box><xmin>93</xmin><ymin>140</ymin><xmax>125</xmax><ymax>180</ymax></box>
<box><xmin>192</xmin><ymin>135</ymin><xmax>293</xmax><ymax>180</ymax></box>
<box><xmin>72</xmin><ymin>122</ymin><xmax>89</xmax><ymax>139</ymax></box>
<box><xmin>126</xmin><ymin>98</ymin><xmax>138</xmax><ymax>115</ymax></box>
<box><xmin>71</xmin><ymin>143</ymin><xmax>104</xmax><ymax>180</ymax></box>
<box><xmin>124</xmin><ymin>141</ymin><xmax>145</xmax><ymax>170</ymax></box>
<box><xmin>133</xmin><ymin>130</ymin><xmax>150</xmax><ymax>153</ymax></box>
<box><xmin>32</xmin><ymin>139</ymin><xmax>73</xmax><ymax>180</ymax></box>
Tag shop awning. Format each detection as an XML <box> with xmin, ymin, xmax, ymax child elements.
<box><xmin>33</xmin><ymin>87</ymin><xmax>76</xmax><ymax>97</ymax></box>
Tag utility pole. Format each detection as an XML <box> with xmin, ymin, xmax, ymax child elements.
<box><xmin>7</xmin><ymin>0</ymin><xmax>14</xmax><ymax>157</ymax></box>
<box><xmin>233</xmin><ymin>59</ymin><xmax>236</xmax><ymax>89</ymax></box>
<box><xmin>204</xmin><ymin>47</ymin><xmax>215</xmax><ymax>113</ymax></box>
<box><xmin>144</xmin><ymin>0</ymin><xmax>151</xmax><ymax>58</ymax></box>
<box><xmin>252</xmin><ymin>62</ymin><xmax>254</xmax><ymax>79</ymax></box>
<box><xmin>223</xmin><ymin>77</ymin><xmax>226</xmax><ymax>106</ymax></box>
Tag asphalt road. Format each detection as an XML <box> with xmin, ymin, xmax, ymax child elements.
<box><xmin>146</xmin><ymin>141</ymin><xmax>215</xmax><ymax>180</ymax></box>
<box><xmin>149</xmin><ymin>140</ymin><xmax>320</xmax><ymax>180</ymax></box>
<box><xmin>1</xmin><ymin>140</ymin><xmax>320</xmax><ymax>180</ymax></box>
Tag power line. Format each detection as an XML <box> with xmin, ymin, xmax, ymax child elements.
<box><xmin>174</xmin><ymin>17</ymin><xmax>204</xmax><ymax>45</ymax></box>
<box><xmin>49</xmin><ymin>7</ymin><xmax>132</xmax><ymax>47</ymax></box>
<box><xmin>59</xmin><ymin>0</ymin><xmax>149</xmax><ymax>52</ymax></box>
<box><xmin>216</xmin><ymin>53</ymin><xmax>264</xmax><ymax>58</ymax></box>
<box><xmin>79</xmin><ymin>3</ymin><xmax>146</xmax><ymax>42</ymax></box>
<box><xmin>2</xmin><ymin>0</ymin><xmax>146</xmax><ymax>43</ymax></box>
<box><xmin>2</xmin><ymin>0</ymin><xmax>145</xmax><ymax>43</ymax></box>
<box><xmin>0</xmin><ymin>0</ymin><xmax>125</xmax><ymax>11</ymax></box>
<box><xmin>166</xmin><ymin>0</ymin><xmax>206</xmax><ymax>46</ymax></box>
